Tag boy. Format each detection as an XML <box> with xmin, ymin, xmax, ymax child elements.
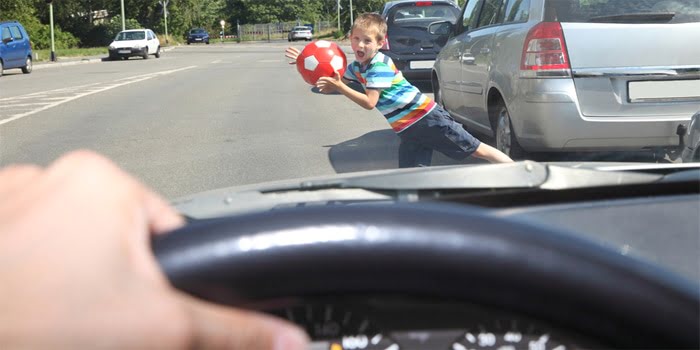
<box><xmin>285</xmin><ymin>13</ymin><xmax>513</xmax><ymax>168</ymax></box>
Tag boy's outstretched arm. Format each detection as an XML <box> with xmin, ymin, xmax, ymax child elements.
<box><xmin>317</xmin><ymin>71</ymin><xmax>380</xmax><ymax>110</ymax></box>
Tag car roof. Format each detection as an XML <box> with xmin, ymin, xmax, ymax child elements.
<box><xmin>0</xmin><ymin>20</ymin><xmax>22</xmax><ymax>26</ymax></box>
<box><xmin>120</xmin><ymin>29</ymin><xmax>148</xmax><ymax>32</ymax></box>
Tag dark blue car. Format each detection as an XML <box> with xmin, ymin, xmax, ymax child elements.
<box><xmin>379</xmin><ymin>0</ymin><xmax>460</xmax><ymax>83</ymax></box>
<box><xmin>0</xmin><ymin>20</ymin><xmax>33</xmax><ymax>77</ymax></box>
<box><xmin>187</xmin><ymin>29</ymin><xmax>210</xmax><ymax>45</ymax></box>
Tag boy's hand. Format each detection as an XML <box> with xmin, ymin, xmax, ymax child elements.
<box><xmin>316</xmin><ymin>71</ymin><xmax>343</xmax><ymax>94</ymax></box>
<box><xmin>285</xmin><ymin>47</ymin><xmax>300</xmax><ymax>65</ymax></box>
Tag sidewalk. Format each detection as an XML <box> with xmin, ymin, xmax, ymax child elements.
<box><xmin>32</xmin><ymin>46</ymin><xmax>179</xmax><ymax>70</ymax></box>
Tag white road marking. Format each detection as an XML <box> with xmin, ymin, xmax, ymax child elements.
<box><xmin>211</xmin><ymin>59</ymin><xmax>222</xmax><ymax>64</ymax></box>
<box><xmin>0</xmin><ymin>66</ymin><xmax>196</xmax><ymax>125</ymax></box>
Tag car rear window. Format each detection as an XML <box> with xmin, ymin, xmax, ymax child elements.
<box><xmin>293</xmin><ymin>27</ymin><xmax>311</xmax><ymax>32</ymax></box>
<box><xmin>388</xmin><ymin>3</ymin><xmax>459</xmax><ymax>27</ymax></box>
<box><xmin>545</xmin><ymin>0</ymin><xmax>700</xmax><ymax>24</ymax></box>
<box><xmin>116</xmin><ymin>31</ymin><xmax>146</xmax><ymax>41</ymax></box>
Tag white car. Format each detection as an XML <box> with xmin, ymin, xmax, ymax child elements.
<box><xmin>287</xmin><ymin>26</ymin><xmax>312</xmax><ymax>42</ymax></box>
<box><xmin>108</xmin><ymin>29</ymin><xmax>161</xmax><ymax>60</ymax></box>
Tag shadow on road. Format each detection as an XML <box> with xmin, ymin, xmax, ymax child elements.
<box><xmin>326</xmin><ymin>129</ymin><xmax>671</xmax><ymax>174</ymax></box>
<box><xmin>325</xmin><ymin>129</ymin><xmax>485</xmax><ymax>174</ymax></box>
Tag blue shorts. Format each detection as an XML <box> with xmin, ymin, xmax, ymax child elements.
<box><xmin>397</xmin><ymin>107</ymin><xmax>481</xmax><ymax>168</ymax></box>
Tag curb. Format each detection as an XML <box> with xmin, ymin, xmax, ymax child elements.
<box><xmin>32</xmin><ymin>46</ymin><xmax>179</xmax><ymax>70</ymax></box>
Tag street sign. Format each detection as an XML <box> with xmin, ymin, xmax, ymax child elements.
<box><xmin>220</xmin><ymin>20</ymin><xmax>225</xmax><ymax>28</ymax></box>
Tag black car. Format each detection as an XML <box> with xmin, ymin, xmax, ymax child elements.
<box><xmin>187</xmin><ymin>28</ymin><xmax>210</xmax><ymax>45</ymax></box>
<box><xmin>380</xmin><ymin>0</ymin><xmax>461</xmax><ymax>83</ymax></box>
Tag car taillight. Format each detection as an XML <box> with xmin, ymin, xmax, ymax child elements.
<box><xmin>520</xmin><ymin>22</ymin><xmax>571</xmax><ymax>78</ymax></box>
<box><xmin>416</xmin><ymin>1</ymin><xmax>433</xmax><ymax>5</ymax></box>
<box><xmin>381</xmin><ymin>34</ymin><xmax>390</xmax><ymax>50</ymax></box>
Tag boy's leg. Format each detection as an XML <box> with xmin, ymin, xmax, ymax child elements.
<box><xmin>416</xmin><ymin>107</ymin><xmax>513</xmax><ymax>164</ymax></box>
<box><xmin>398</xmin><ymin>137</ymin><xmax>433</xmax><ymax>168</ymax></box>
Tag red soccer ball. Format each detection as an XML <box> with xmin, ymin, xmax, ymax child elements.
<box><xmin>296</xmin><ymin>40</ymin><xmax>347</xmax><ymax>86</ymax></box>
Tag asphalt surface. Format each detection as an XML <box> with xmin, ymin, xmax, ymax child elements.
<box><xmin>0</xmin><ymin>41</ymin><xmax>473</xmax><ymax>199</ymax></box>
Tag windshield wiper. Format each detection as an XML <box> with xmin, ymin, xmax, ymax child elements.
<box><xmin>174</xmin><ymin>162</ymin><xmax>699</xmax><ymax>220</ymax></box>
<box><xmin>265</xmin><ymin>161</ymin><xmax>668</xmax><ymax>192</ymax></box>
<box><xmin>588</xmin><ymin>12</ymin><xmax>676</xmax><ymax>23</ymax></box>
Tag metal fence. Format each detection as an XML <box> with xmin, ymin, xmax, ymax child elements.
<box><xmin>236</xmin><ymin>21</ymin><xmax>335</xmax><ymax>42</ymax></box>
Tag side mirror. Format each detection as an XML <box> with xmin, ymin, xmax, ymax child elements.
<box><xmin>428</xmin><ymin>21</ymin><xmax>453</xmax><ymax>35</ymax></box>
<box><xmin>2</xmin><ymin>37</ymin><xmax>13</xmax><ymax>44</ymax></box>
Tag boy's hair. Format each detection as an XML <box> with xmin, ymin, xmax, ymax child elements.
<box><xmin>351</xmin><ymin>13</ymin><xmax>387</xmax><ymax>42</ymax></box>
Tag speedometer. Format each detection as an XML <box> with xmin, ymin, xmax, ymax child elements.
<box><xmin>266</xmin><ymin>298</ymin><xmax>590</xmax><ymax>350</ymax></box>
<box><xmin>278</xmin><ymin>303</ymin><xmax>401</xmax><ymax>350</ymax></box>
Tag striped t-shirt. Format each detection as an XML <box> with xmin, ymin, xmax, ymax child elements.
<box><xmin>343</xmin><ymin>52</ymin><xmax>436</xmax><ymax>133</ymax></box>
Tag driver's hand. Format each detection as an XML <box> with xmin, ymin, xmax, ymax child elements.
<box><xmin>0</xmin><ymin>150</ymin><xmax>309</xmax><ymax>349</ymax></box>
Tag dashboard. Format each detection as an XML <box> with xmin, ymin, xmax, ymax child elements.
<box><xmin>157</xmin><ymin>178</ymin><xmax>700</xmax><ymax>349</ymax></box>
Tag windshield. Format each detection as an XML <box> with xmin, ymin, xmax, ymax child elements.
<box><xmin>0</xmin><ymin>1</ymin><xmax>698</xmax><ymax>200</ymax></box>
<box><xmin>114</xmin><ymin>31</ymin><xmax>145</xmax><ymax>41</ymax></box>
<box><xmin>389</xmin><ymin>4</ymin><xmax>460</xmax><ymax>26</ymax></box>
<box><xmin>546</xmin><ymin>0</ymin><xmax>700</xmax><ymax>23</ymax></box>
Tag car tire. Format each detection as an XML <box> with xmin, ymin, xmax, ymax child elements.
<box><xmin>187</xmin><ymin>41</ymin><xmax>191</xmax><ymax>45</ymax></box>
<box><xmin>155</xmin><ymin>47</ymin><xmax>161</xmax><ymax>58</ymax></box>
<box><xmin>21</xmin><ymin>57</ymin><xmax>32</xmax><ymax>74</ymax></box>
<box><xmin>206</xmin><ymin>40</ymin><xmax>210</xmax><ymax>45</ymax></box>
<box><xmin>0</xmin><ymin>59</ymin><xmax>4</xmax><ymax>77</ymax></box>
<box><xmin>142</xmin><ymin>48</ymin><xmax>149</xmax><ymax>60</ymax></box>
<box><xmin>494</xmin><ymin>102</ymin><xmax>526</xmax><ymax>160</ymax></box>
<box><xmin>432</xmin><ymin>75</ymin><xmax>444</xmax><ymax>108</ymax></box>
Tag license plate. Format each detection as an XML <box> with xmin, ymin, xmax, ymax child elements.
<box><xmin>195</xmin><ymin>38</ymin><xmax>202</xmax><ymax>41</ymax></box>
<box><xmin>409</xmin><ymin>60</ymin><xmax>435</xmax><ymax>69</ymax></box>
<box><xmin>118</xmin><ymin>50</ymin><xmax>130</xmax><ymax>54</ymax></box>
<box><xmin>629</xmin><ymin>79</ymin><xmax>700</xmax><ymax>102</ymax></box>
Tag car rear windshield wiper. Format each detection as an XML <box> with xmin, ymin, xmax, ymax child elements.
<box><xmin>588</xmin><ymin>12</ymin><xmax>676</xmax><ymax>24</ymax></box>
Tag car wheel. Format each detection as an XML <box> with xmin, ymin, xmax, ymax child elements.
<box><xmin>206</xmin><ymin>40</ymin><xmax>210</xmax><ymax>45</ymax></box>
<box><xmin>432</xmin><ymin>75</ymin><xmax>444</xmax><ymax>108</ymax></box>
<box><xmin>494</xmin><ymin>102</ymin><xmax>526</xmax><ymax>160</ymax></box>
<box><xmin>155</xmin><ymin>47</ymin><xmax>161</xmax><ymax>58</ymax></box>
<box><xmin>21</xmin><ymin>57</ymin><xmax>32</xmax><ymax>74</ymax></box>
<box><xmin>142</xmin><ymin>48</ymin><xmax>149</xmax><ymax>60</ymax></box>
<box><xmin>187</xmin><ymin>41</ymin><xmax>191</xmax><ymax>45</ymax></box>
<box><xmin>0</xmin><ymin>59</ymin><xmax>4</xmax><ymax>77</ymax></box>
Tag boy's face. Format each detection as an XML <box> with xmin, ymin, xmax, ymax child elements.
<box><xmin>350</xmin><ymin>27</ymin><xmax>385</xmax><ymax>65</ymax></box>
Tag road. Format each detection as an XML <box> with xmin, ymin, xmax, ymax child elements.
<box><xmin>0</xmin><ymin>42</ymin><xmax>472</xmax><ymax>199</ymax></box>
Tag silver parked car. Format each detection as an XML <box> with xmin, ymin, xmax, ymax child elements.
<box><xmin>431</xmin><ymin>0</ymin><xmax>700</xmax><ymax>159</ymax></box>
<box><xmin>288</xmin><ymin>26</ymin><xmax>313</xmax><ymax>42</ymax></box>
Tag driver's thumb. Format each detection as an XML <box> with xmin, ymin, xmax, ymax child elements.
<box><xmin>182</xmin><ymin>295</ymin><xmax>309</xmax><ymax>349</ymax></box>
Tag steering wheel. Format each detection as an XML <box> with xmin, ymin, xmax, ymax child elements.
<box><xmin>152</xmin><ymin>203</ymin><xmax>699</xmax><ymax>348</ymax></box>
